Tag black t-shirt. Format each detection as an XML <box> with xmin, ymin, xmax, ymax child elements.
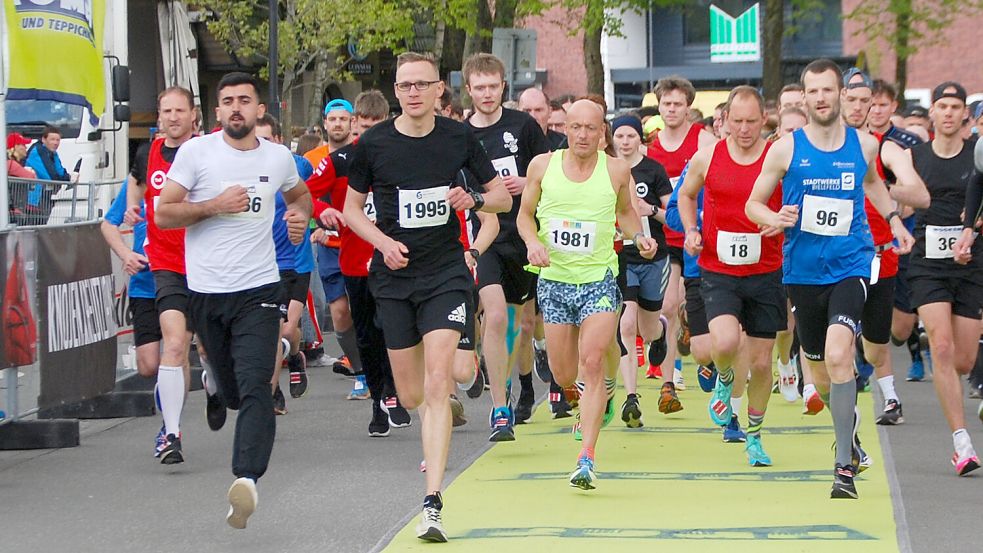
<box><xmin>547</xmin><ymin>130</ymin><xmax>568</xmax><ymax>151</ymax></box>
<box><xmin>349</xmin><ymin>117</ymin><xmax>498</xmax><ymax>277</ymax></box>
<box><xmin>910</xmin><ymin>138</ymin><xmax>983</xmax><ymax>274</ymax></box>
<box><xmin>129</xmin><ymin>141</ymin><xmax>179</xmax><ymax>184</ymax></box>
<box><xmin>467</xmin><ymin>108</ymin><xmax>551</xmax><ymax>245</ymax></box>
<box><xmin>622</xmin><ymin>156</ymin><xmax>673</xmax><ymax>264</ymax></box>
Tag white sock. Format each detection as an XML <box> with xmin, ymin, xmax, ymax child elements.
<box><xmin>953</xmin><ymin>428</ymin><xmax>973</xmax><ymax>455</ymax></box>
<box><xmin>200</xmin><ymin>356</ymin><xmax>218</xmax><ymax>396</ymax></box>
<box><xmin>877</xmin><ymin>375</ymin><xmax>898</xmax><ymax>403</ymax></box>
<box><xmin>157</xmin><ymin>365</ymin><xmax>185</xmax><ymax>436</ymax></box>
<box><xmin>777</xmin><ymin>358</ymin><xmax>794</xmax><ymax>377</ymax></box>
<box><xmin>802</xmin><ymin>383</ymin><xmax>817</xmax><ymax>403</ymax></box>
<box><xmin>533</xmin><ymin>338</ymin><xmax>546</xmax><ymax>350</ymax></box>
<box><xmin>731</xmin><ymin>395</ymin><xmax>744</xmax><ymax>414</ymax></box>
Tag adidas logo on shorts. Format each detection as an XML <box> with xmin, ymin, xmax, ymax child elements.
<box><xmin>448</xmin><ymin>303</ymin><xmax>467</xmax><ymax>324</ymax></box>
<box><xmin>595</xmin><ymin>296</ymin><xmax>612</xmax><ymax>309</ymax></box>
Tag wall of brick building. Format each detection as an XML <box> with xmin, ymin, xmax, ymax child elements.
<box><xmin>842</xmin><ymin>0</ymin><xmax>983</xmax><ymax>95</ymax></box>
<box><xmin>521</xmin><ymin>6</ymin><xmax>587</xmax><ymax>99</ymax></box>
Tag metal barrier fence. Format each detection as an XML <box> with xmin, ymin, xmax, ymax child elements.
<box><xmin>7</xmin><ymin>177</ymin><xmax>123</xmax><ymax>226</ymax></box>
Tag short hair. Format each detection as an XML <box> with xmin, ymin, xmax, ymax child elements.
<box><xmin>354</xmin><ymin>89</ymin><xmax>389</xmax><ymax>120</ymax></box>
<box><xmin>157</xmin><ymin>86</ymin><xmax>195</xmax><ymax>109</ymax></box>
<box><xmin>779</xmin><ymin>106</ymin><xmax>809</xmax><ymax>122</ymax></box>
<box><xmin>296</xmin><ymin>133</ymin><xmax>321</xmax><ymax>157</ymax></box>
<box><xmin>463</xmin><ymin>53</ymin><xmax>506</xmax><ymax>84</ymax></box>
<box><xmin>41</xmin><ymin>125</ymin><xmax>61</xmax><ymax>139</ymax></box>
<box><xmin>780</xmin><ymin>83</ymin><xmax>804</xmax><ymax>95</ymax></box>
<box><xmin>800</xmin><ymin>58</ymin><xmax>842</xmax><ymax>89</ymax></box>
<box><xmin>635</xmin><ymin>106</ymin><xmax>659</xmax><ymax>118</ymax></box>
<box><xmin>217</xmin><ymin>72</ymin><xmax>262</xmax><ymax>100</ymax></box>
<box><xmin>439</xmin><ymin>87</ymin><xmax>453</xmax><ymax>109</ymax></box>
<box><xmin>725</xmin><ymin>85</ymin><xmax>765</xmax><ymax>113</ymax></box>
<box><xmin>714</xmin><ymin>102</ymin><xmax>728</xmax><ymax>112</ymax></box>
<box><xmin>549</xmin><ymin>100</ymin><xmax>566</xmax><ymax>112</ymax></box>
<box><xmin>448</xmin><ymin>98</ymin><xmax>464</xmax><ymax>118</ymax></box>
<box><xmin>654</xmin><ymin>76</ymin><xmax>696</xmax><ymax>105</ymax></box>
<box><xmin>871</xmin><ymin>79</ymin><xmax>898</xmax><ymax>101</ymax></box>
<box><xmin>396</xmin><ymin>51</ymin><xmax>438</xmax><ymax>73</ymax></box>
<box><xmin>256</xmin><ymin>113</ymin><xmax>281</xmax><ymax>138</ymax></box>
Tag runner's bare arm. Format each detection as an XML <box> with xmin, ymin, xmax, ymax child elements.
<box><xmin>448</xmin><ymin>175</ymin><xmax>511</xmax><ymax>214</ymax></box>
<box><xmin>612</xmin><ymin>157</ymin><xmax>657</xmax><ymax>258</ymax></box>
<box><xmin>99</xmin><ymin>219</ymin><xmax>148</xmax><ymax>275</ymax></box>
<box><xmin>861</xmin><ymin>134</ymin><xmax>914</xmax><ymax>254</ymax></box>
<box><xmin>518</xmin><ymin>153</ymin><xmax>550</xmax><ymax>267</ymax></box>
<box><xmin>155</xmin><ymin>179</ymin><xmax>249</xmax><ymax>229</ymax></box>
<box><xmin>881</xmin><ymin>141</ymin><xmax>930</xmax><ymax>208</ymax></box>
<box><xmin>124</xmin><ymin>175</ymin><xmax>145</xmax><ymax>224</ymax></box>
<box><xmin>747</xmin><ymin>134</ymin><xmax>796</xmax><ymax>233</ymax></box>
<box><xmin>282</xmin><ymin>182</ymin><xmax>313</xmax><ymax>245</ymax></box>
<box><xmin>471</xmin><ymin>211</ymin><xmax>500</xmax><ymax>256</ymax></box>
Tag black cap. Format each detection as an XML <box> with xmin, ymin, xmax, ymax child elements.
<box><xmin>842</xmin><ymin>68</ymin><xmax>872</xmax><ymax>90</ymax></box>
<box><xmin>931</xmin><ymin>81</ymin><xmax>967</xmax><ymax>104</ymax></box>
<box><xmin>904</xmin><ymin>105</ymin><xmax>928</xmax><ymax>119</ymax></box>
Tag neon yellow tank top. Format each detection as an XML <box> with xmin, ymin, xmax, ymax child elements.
<box><xmin>536</xmin><ymin>151</ymin><xmax>619</xmax><ymax>284</ymax></box>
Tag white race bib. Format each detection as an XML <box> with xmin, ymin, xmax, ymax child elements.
<box><xmin>870</xmin><ymin>254</ymin><xmax>881</xmax><ymax>286</ymax></box>
<box><xmin>492</xmin><ymin>156</ymin><xmax>519</xmax><ymax>179</ymax></box>
<box><xmin>925</xmin><ymin>225</ymin><xmax>961</xmax><ymax>259</ymax></box>
<box><xmin>548</xmin><ymin>219</ymin><xmax>597</xmax><ymax>254</ymax></box>
<box><xmin>364</xmin><ymin>191</ymin><xmax>377</xmax><ymax>223</ymax></box>
<box><xmin>398</xmin><ymin>186</ymin><xmax>450</xmax><ymax>229</ymax></box>
<box><xmin>220</xmin><ymin>180</ymin><xmax>267</xmax><ymax>220</ymax></box>
<box><xmin>801</xmin><ymin>195</ymin><xmax>853</xmax><ymax>236</ymax></box>
<box><xmin>640</xmin><ymin>216</ymin><xmax>652</xmax><ymax>239</ymax></box>
<box><xmin>716</xmin><ymin>230</ymin><xmax>761</xmax><ymax>265</ymax></box>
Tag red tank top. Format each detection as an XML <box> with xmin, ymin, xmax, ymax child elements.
<box><xmin>865</xmin><ymin>131</ymin><xmax>898</xmax><ymax>279</ymax></box>
<box><xmin>699</xmin><ymin>140</ymin><xmax>783</xmax><ymax>276</ymax></box>
<box><xmin>144</xmin><ymin>138</ymin><xmax>186</xmax><ymax>274</ymax></box>
<box><xmin>322</xmin><ymin>167</ymin><xmax>375</xmax><ymax>278</ymax></box>
<box><xmin>646</xmin><ymin>123</ymin><xmax>703</xmax><ymax>248</ymax></box>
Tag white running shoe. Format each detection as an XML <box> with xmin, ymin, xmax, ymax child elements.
<box><xmin>673</xmin><ymin>368</ymin><xmax>686</xmax><ymax>391</ymax></box>
<box><xmin>416</xmin><ymin>504</ymin><xmax>447</xmax><ymax>542</ymax></box>
<box><xmin>777</xmin><ymin>359</ymin><xmax>799</xmax><ymax>402</ymax></box>
<box><xmin>226</xmin><ymin>477</ymin><xmax>258</xmax><ymax>529</ymax></box>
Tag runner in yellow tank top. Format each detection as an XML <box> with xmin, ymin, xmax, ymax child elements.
<box><xmin>517</xmin><ymin>99</ymin><xmax>658</xmax><ymax>490</ymax></box>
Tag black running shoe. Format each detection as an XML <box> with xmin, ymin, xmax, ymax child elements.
<box><xmin>369</xmin><ymin>401</ymin><xmax>390</xmax><ymax>437</ymax></box>
<box><xmin>534</xmin><ymin>346</ymin><xmax>552</xmax><ymax>383</ymax></box>
<box><xmin>515</xmin><ymin>384</ymin><xmax>535</xmax><ymax>424</ymax></box>
<box><xmin>205</xmin><ymin>391</ymin><xmax>226</xmax><ymax>431</ymax></box>
<box><xmin>875</xmin><ymin>399</ymin><xmax>904</xmax><ymax>425</ymax></box>
<box><xmin>465</xmin><ymin>362</ymin><xmax>485</xmax><ymax>399</ymax></box>
<box><xmin>158</xmin><ymin>433</ymin><xmax>184</xmax><ymax>465</ymax></box>
<box><xmin>830</xmin><ymin>464</ymin><xmax>858</xmax><ymax>499</ymax></box>
<box><xmin>273</xmin><ymin>386</ymin><xmax>287</xmax><ymax>415</ymax></box>
<box><xmin>550</xmin><ymin>392</ymin><xmax>573</xmax><ymax>419</ymax></box>
<box><xmin>480</xmin><ymin>355</ymin><xmax>490</xmax><ymax>390</ymax></box>
<box><xmin>382</xmin><ymin>396</ymin><xmax>412</xmax><ymax>428</ymax></box>
<box><xmin>648</xmin><ymin>316</ymin><xmax>669</xmax><ymax>367</ymax></box>
<box><xmin>621</xmin><ymin>393</ymin><xmax>643</xmax><ymax>428</ymax></box>
<box><xmin>288</xmin><ymin>352</ymin><xmax>309</xmax><ymax>398</ymax></box>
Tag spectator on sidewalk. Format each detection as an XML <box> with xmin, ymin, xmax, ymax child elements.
<box><xmin>6</xmin><ymin>133</ymin><xmax>37</xmax><ymax>224</ymax></box>
<box><xmin>23</xmin><ymin>126</ymin><xmax>72</xmax><ymax>224</ymax></box>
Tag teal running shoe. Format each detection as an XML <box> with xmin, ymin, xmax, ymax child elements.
<box><xmin>745</xmin><ymin>434</ymin><xmax>772</xmax><ymax>467</ymax></box>
<box><xmin>569</xmin><ymin>456</ymin><xmax>596</xmax><ymax>490</ymax></box>
<box><xmin>708</xmin><ymin>378</ymin><xmax>734</xmax><ymax>426</ymax></box>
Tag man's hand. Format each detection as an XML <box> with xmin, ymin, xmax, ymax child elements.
<box><xmin>683</xmin><ymin>229</ymin><xmax>703</xmax><ymax>256</ymax></box>
<box><xmin>447</xmin><ymin>187</ymin><xmax>477</xmax><ymax>211</ymax></box>
<box><xmin>890</xmin><ymin>217</ymin><xmax>915</xmax><ymax>255</ymax></box>
<box><xmin>210</xmin><ymin>185</ymin><xmax>250</xmax><ymax>215</ymax></box>
<box><xmin>526</xmin><ymin>241</ymin><xmax>550</xmax><ymax>268</ymax></box>
<box><xmin>284</xmin><ymin>209</ymin><xmax>308</xmax><ymax>245</ymax></box>
<box><xmin>502</xmin><ymin>175</ymin><xmax>526</xmax><ymax>196</ymax></box>
<box><xmin>464</xmin><ymin>250</ymin><xmax>478</xmax><ymax>270</ymax></box>
<box><xmin>761</xmin><ymin>205</ymin><xmax>799</xmax><ymax>237</ymax></box>
<box><xmin>122</xmin><ymin>251</ymin><xmax>149</xmax><ymax>275</ymax></box>
<box><xmin>954</xmin><ymin>227</ymin><xmax>976</xmax><ymax>265</ymax></box>
<box><xmin>124</xmin><ymin>205</ymin><xmax>144</xmax><ymax>225</ymax></box>
<box><xmin>319</xmin><ymin>207</ymin><xmax>345</xmax><ymax>230</ymax></box>
<box><xmin>379</xmin><ymin>237</ymin><xmax>409</xmax><ymax>270</ymax></box>
<box><xmin>636</xmin><ymin>235</ymin><xmax>659</xmax><ymax>259</ymax></box>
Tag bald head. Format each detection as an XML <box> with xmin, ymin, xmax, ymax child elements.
<box><xmin>519</xmin><ymin>87</ymin><xmax>550</xmax><ymax>133</ymax></box>
<box><xmin>565</xmin><ymin>99</ymin><xmax>606</xmax><ymax>158</ymax></box>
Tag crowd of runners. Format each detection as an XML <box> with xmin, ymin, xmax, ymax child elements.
<box><xmin>99</xmin><ymin>51</ymin><xmax>983</xmax><ymax>542</ymax></box>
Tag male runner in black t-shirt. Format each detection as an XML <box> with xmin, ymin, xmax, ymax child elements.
<box><xmin>344</xmin><ymin>52</ymin><xmax>510</xmax><ymax>543</ymax></box>
<box><xmin>464</xmin><ymin>53</ymin><xmax>552</xmax><ymax>439</ymax></box>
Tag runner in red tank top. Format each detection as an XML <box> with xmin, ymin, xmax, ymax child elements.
<box><xmin>123</xmin><ymin>86</ymin><xmax>197</xmax><ymax>464</ymax></box>
<box><xmin>678</xmin><ymin>86</ymin><xmax>787</xmax><ymax>467</ymax></box>
<box><xmin>642</xmin><ymin>76</ymin><xmax>717</xmax><ymax>394</ymax></box>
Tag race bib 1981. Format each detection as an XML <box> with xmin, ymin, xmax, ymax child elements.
<box><xmin>398</xmin><ymin>186</ymin><xmax>450</xmax><ymax>229</ymax></box>
<box><xmin>800</xmin><ymin>194</ymin><xmax>852</xmax><ymax>237</ymax></box>
<box><xmin>548</xmin><ymin>219</ymin><xmax>597</xmax><ymax>254</ymax></box>
<box><xmin>716</xmin><ymin>230</ymin><xmax>761</xmax><ymax>265</ymax></box>
<box><xmin>925</xmin><ymin>225</ymin><xmax>961</xmax><ymax>259</ymax></box>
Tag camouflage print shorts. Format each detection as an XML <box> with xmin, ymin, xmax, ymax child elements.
<box><xmin>536</xmin><ymin>269</ymin><xmax>622</xmax><ymax>326</ymax></box>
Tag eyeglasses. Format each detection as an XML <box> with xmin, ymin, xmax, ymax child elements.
<box><xmin>395</xmin><ymin>80</ymin><xmax>441</xmax><ymax>92</ymax></box>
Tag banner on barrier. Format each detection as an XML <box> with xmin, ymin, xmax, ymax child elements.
<box><xmin>36</xmin><ymin>223</ymin><xmax>117</xmax><ymax>408</ymax></box>
<box><xmin>1</xmin><ymin>231</ymin><xmax>39</xmax><ymax>369</ymax></box>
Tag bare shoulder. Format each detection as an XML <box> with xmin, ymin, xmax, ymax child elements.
<box><xmin>606</xmin><ymin>155</ymin><xmax>631</xmax><ymax>180</ymax></box>
<box><xmin>527</xmin><ymin>151</ymin><xmax>554</xmax><ymax>178</ymax></box>
<box><xmin>697</xmin><ymin>128</ymin><xmax>717</xmax><ymax>148</ymax></box>
<box><xmin>857</xmin><ymin>131</ymin><xmax>880</xmax><ymax>158</ymax></box>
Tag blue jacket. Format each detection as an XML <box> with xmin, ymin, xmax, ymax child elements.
<box><xmin>24</xmin><ymin>142</ymin><xmax>69</xmax><ymax>182</ymax></box>
<box><xmin>664</xmin><ymin>162</ymin><xmax>703</xmax><ymax>279</ymax></box>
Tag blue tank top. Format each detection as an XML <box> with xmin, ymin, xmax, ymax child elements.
<box><xmin>273</xmin><ymin>192</ymin><xmax>314</xmax><ymax>273</ymax></box>
<box><xmin>782</xmin><ymin>127</ymin><xmax>874</xmax><ymax>285</ymax></box>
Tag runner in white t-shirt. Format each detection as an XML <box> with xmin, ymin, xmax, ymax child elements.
<box><xmin>155</xmin><ymin>72</ymin><xmax>313</xmax><ymax>529</ymax></box>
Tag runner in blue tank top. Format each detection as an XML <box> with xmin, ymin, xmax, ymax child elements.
<box><xmin>746</xmin><ymin>59</ymin><xmax>913</xmax><ymax>501</ymax></box>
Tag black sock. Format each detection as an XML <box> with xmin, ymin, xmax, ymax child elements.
<box><xmin>519</xmin><ymin>372</ymin><xmax>533</xmax><ymax>390</ymax></box>
<box><xmin>907</xmin><ymin>330</ymin><xmax>921</xmax><ymax>362</ymax></box>
<box><xmin>424</xmin><ymin>492</ymin><xmax>443</xmax><ymax>510</ymax></box>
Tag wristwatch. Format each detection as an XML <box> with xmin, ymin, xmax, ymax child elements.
<box><xmin>469</xmin><ymin>190</ymin><xmax>485</xmax><ymax>211</ymax></box>
<box><xmin>886</xmin><ymin>210</ymin><xmax>901</xmax><ymax>224</ymax></box>
<box><xmin>468</xmin><ymin>248</ymin><xmax>480</xmax><ymax>259</ymax></box>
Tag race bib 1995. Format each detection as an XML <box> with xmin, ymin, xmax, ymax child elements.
<box><xmin>398</xmin><ymin>186</ymin><xmax>450</xmax><ymax>228</ymax></box>
<box><xmin>925</xmin><ymin>225</ymin><xmax>961</xmax><ymax>259</ymax></box>
<box><xmin>716</xmin><ymin>230</ymin><xmax>761</xmax><ymax>265</ymax></box>
<box><xmin>548</xmin><ymin>219</ymin><xmax>597</xmax><ymax>254</ymax></box>
<box><xmin>801</xmin><ymin>194</ymin><xmax>852</xmax><ymax>236</ymax></box>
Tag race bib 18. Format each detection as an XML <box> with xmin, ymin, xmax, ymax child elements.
<box><xmin>398</xmin><ymin>186</ymin><xmax>450</xmax><ymax>229</ymax></box>
<box><xmin>925</xmin><ymin>225</ymin><xmax>961</xmax><ymax>259</ymax></box>
<box><xmin>801</xmin><ymin>194</ymin><xmax>852</xmax><ymax>237</ymax></box>
<box><xmin>548</xmin><ymin>219</ymin><xmax>597</xmax><ymax>254</ymax></box>
<box><xmin>716</xmin><ymin>230</ymin><xmax>761</xmax><ymax>265</ymax></box>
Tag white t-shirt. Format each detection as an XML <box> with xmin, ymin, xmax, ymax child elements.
<box><xmin>166</xmin><ymin>132</ymin><xmax>300</xmax><ymax>293</ymax></box>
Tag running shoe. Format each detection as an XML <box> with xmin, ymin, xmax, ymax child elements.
<box><xmin>852</xmin><ymin>420</ymin><xmax>872</xmax><ymax>473</ymax></box>
<box><xmin>777</xmin><ymin>359</ymin><xmax>799</xmax><ymax>402</ymax></box>
<box><xmin>534</xmin><ymin>345</ymin><xmax>552</xmax><ymax>383</ymax></box>
<box><xmin>416</xmin><ymin>494</ymin><xmax>447</xmax><ymax>543</ymax></box>
<box><xmin>564</xmin><ymin>385</ymin><xmax>580</xmax><ymax>409</ymax></box>
<box><xmin>978</xmin><ymin>399</ymin><xmax>983</xmax><ymax>424</ymax></box>
<box><xmin>569</xmin><ymin>456</ymin><xmax>597</xmax><ymax>490</ymax></box>
<box><xmin>906</xmin><ymin>357</ymin><xmax>925</xmax><ymax>382</ymax></box>
<box><xmin>952</xmin><ymin>450</ymin><xmax>982</xmax><ymax>476</ymax></box>
<box><xmin>601</xmin><ymin>397</ymin><xmax>616</xmax><ymax>428</ymax></box>
<box><xmin>459</xmin><ymin>354</ymin><xmax>484</xmax><ymax>399</ymax></box>
<box><xmin>830</xmin><ymin>464</ymin><xmax>858</xmax><ymax>499</ymax></box>
<box><xmin>157</xmin><ymin>433</ymin><xmax>184</xmax><ymax>465</ymax></box>
<box><xmin>381</xmin><ymin>396</ymin><xmax>412</xmax><ymax>428</ymax></box>
<box><xmin>305</xmin><ymin>352</ymin><xmax>337</xmax><ymax>367</ymax></box>
<box><xmin>203</xmin><ymin>375</ymin><xmax>226</xmax><ymax>431</ymax></box>
<box><xmin>450</xmin><ymin>395</ymin><xmax>468</xmax><ymax>427</ymax></box>
<box><xmin>515</xmin><ymin>383</ymin><xmax>535</xmax><ymax>424</ymax></box>
<box><xmin>745</xmin><ymin>434</ymin><xmax>772</xmax><ymax>467</ymax></box>
<box><xmin>677</xmin><ymin>302</ymin><xmax>691</xmax><ymax>356</ymax></box>
<box><xmin>419</xmin><ymin>460</ymin><xmax>426</xmax><ymax>472</ymax></box>
<box><xmin>369</xmin><ymin>401</ymin><xmax>390</xmax><ymax>437</ymax></box>
<box><xmin>332</xmin><ymin>356</ymin><xmax>355</xmax><ymax>377</ymax></box>
<box><xmin>802</xmin><ymin>389</ymin><xmax>825</xmax><ymax>415</ymax></box>
<box><xmin>347</xmin><ymin>374</ymin><xmax>369</xmax><ymax>400</ymax></box>
<box><xmin>875</xmin><ymin>399</ymin><xmax>904</xmax><ymax>425</ymax></box>
<box><xmin>708</xmin><ymin>378</ymin><xmax>734</xmax><ymax>426</ymax></box>
<box><xmin>645</xmin><ymin>364</ymin><xmax>663</xmax><ymax>380</ymax></box>
<box><xmin>226</xmin><ymin>477</ymin><xmax>258</xmax><ymax>529</ymax></box>
<box><xmin>154</xmin><ymin>423</ymin><xmax>166</xmax><ymax>456</ymax></box>
<box><xmin>647</xmin><ymin>315</ymin><xmax>669</xmax><ymax>367</ymax></box>
<box><xmin>573</xmin><ymin>417</ymin><xmax>582</xmax><ymax>441</ymax></box>
<box><xmin>273</xmin><ymin>386</ymin><xmax>287</xmax><ymax>415</ymax></box>
<box><xmin>480</xmin><ymin>355</ymin><xmax>490</xmax><ymax>390</ymax></box>
<box><xmin>489</xmin><ymin>406</ymin><xmax>515</xmax><ymax>442</ymax></box>
<box><xmin>658</xmin><ymin>382</ymin><xmax>683</xmax><ymax>414</ymax></box>
<box><xmin>287</xmin><ymin>352</ymin><xmax>309</xmax><ymax>398</ymax></box>
<box><xmin>969</xmin><ymin>382</ymin><xmax>983</xmax><ymax>400</ymax></box>
<box><xmin>621</xmin><ymin>393</ymin><xmax>643</xmax><ymax>428</ymax></box>
<box><xmin>550</xmin><ymin>391</ymin><xmax>573</xmax><ymax>419</ymax></box>
<box><xmin>673</xmin><ymin>369</ymin><xmax>686</xmax><ymax>391</ymax></box>
<box><xmin>723</xmin><ymin>415</ymin><xmax>746</xmax><ymax>443</ymax></box>
<box><xmin>697</xmin><ymin>365</ymin><xmax>718</xmax><ymax>393</ymax></box>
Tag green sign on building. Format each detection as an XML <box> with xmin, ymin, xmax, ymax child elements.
<box><xmin>710</xmin><ymin>3</ymin><xmax>761</xmax><ymax>63</ymax></box>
